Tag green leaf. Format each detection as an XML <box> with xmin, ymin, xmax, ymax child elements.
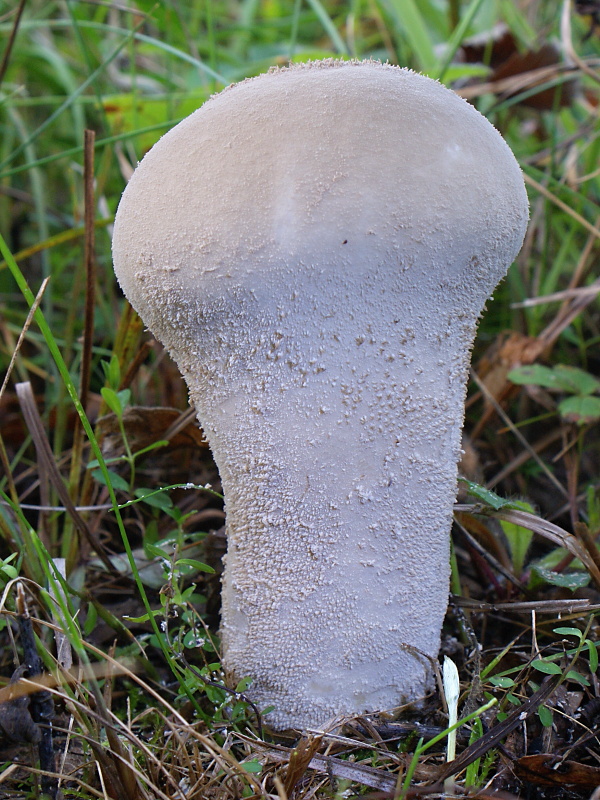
<box><xmin>499</xmin><ymin>500</ymin><xmax>534</xmax><ymax>576</ymax></box>
<box><xmin>101</xmin><ymin>354</ymin><xmax>121</xmax><ymax>391</ymax></box>
<box><xmin>458</xmin><ymin>479</ymin><xmax>511</xmax><ymax>510</ymax></box>
<box><xmin>134</xmin><ymin>487</ymin><xmax>173</xmax><ymax>510</ymax></box>
<box><xmin>0</xmin><ymin>562</ymin><xmax>18</xmax><ymax>580</ymax></box>
<box><xmin>205</xmin><ymin>683</ymin><xmax>226</xmax><ymax>704</ymax></box>
<box><xmin>508</xmin><ymin>364</ymin><xmax>600</xmax><ymax>395</ymax></box>
<box><xmin>488</xmin><ymin>676</ymin><xmax>515</xmax><ymax>688</ymax></box>
<box><xmin>558</xmin><ymin>395</ymin><xmax>600</xmax><ymax>425</ymax></box>
<box><xmin>182</xmin><ymin>630</ymin><xmax>206</xmax><ymax>649</ymax></box>
<box><xmin>553</xmin><ymin>626</ymin><xmax>583</xmax><ymax>640</ymax></box>
<box><xmin>586</xmin><ymin>640</ymin><xmax>599</xmax><ymax>673</ymax></box>
<box><xmin>532</xmin><ymin>565</ymin><xmax>590</xmax><ymax>590</ymax></box>
<box><xmin>0</xmin><ymin>553</ymin><xmax>18</xmax><ymax>581</ymax></box>
<box><xmin>91</xmin><ymin>468</ymin><xmax>130</xmax><ymax>492</ymax></box>
<box><xmin>566</xmin><ymin>670</ymin><xmax>590</xmax><ymax>686</ymax></box>
<box><xmin>125</xmin><ymin>609</ymin><xmax>163</xmax><ymax>623</ymax></box>
<box><xmin>101</xmin><ymin>386</ymin><xmax>131</xmax><ymax>417</ymax></box>
<box><xmin>175</xmin><ymin>558</ymin><xmax>215</xmax><ymax>574</ymax></box>
<box><xmin>538</xmin><ymin>705</ymin><xmax>553</xmax><ymax>727</ymax></box>
<box><xmin>506</xmin><ymin>693</ymin><xmax>522</xmax><ymax>706</ymax></box>
<box><xmin>241</xmin><ymin>759</ymin><xmax>263</xmax><ymax>774</ymax></box>
<box><xmin>83</xmin><ymin>602</ymin><xmax>98</xmax><ymax>636</ymax></box>
<box><xmin>236</xmin><ymin>676</ymin><xmax>253</xmax><ymax>693</ymax></box>
<box><xmin>552</xmin><ymin>365</ymin><xmax>600</xmax><ymax>395</ymax></box>
<box><xmin>508</xmin><ymin>364</ymin><xmax>562</xmax><ymax>389</ymax></box>
<box><xmin>531</xmin><ymin>659</ymin><xmax>562</xmax><ymax>675</ymax></box>
<box><xmin>144</xmin><ymin>542</ymin><xmax>171</xmax><ymax>560</ymax></box>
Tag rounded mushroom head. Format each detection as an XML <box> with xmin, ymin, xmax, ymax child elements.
<box><xmin>114</xmin><ymin>60</ymin><xmax>527</xmax><ymax>344</ymax></box>
<box><xmin>113</xmin><ymin>60</ymin><xmax>528</xmax><ymax>730</ymax></box>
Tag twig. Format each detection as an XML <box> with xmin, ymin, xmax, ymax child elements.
<box><xmin>0</xmin><ymin>0</ymin><xmax>27</xmax><ymax>86</ymax></box>
<box><xmin>15</xmin><ymin>584</ymin><xmax>59</xmax><ymax>799</ymax></box>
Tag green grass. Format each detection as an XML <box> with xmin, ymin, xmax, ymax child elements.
<box><xmin>1</xmin><ymin>1</ymin><xmax>600</xmax><ymax>798</ymax></box>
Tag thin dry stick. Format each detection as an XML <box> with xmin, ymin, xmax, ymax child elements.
<box><xmin>0</xmin><ymin>278</ymin><xmax>49</xmax><ymax>508</ymax></box>
<box><xmin>0</xmin><ymin>218</ymin><xmax>113</xmax><ymax>271</ymax></box>
<box><xmin>523</xmin><ymin>173</ymin><xmax>600</xmax><ymax>241</ymax></box>
<box><xmin>539</xmin><ymin>258</ymin><xmax>600</xmax><ymax>347</ymax></box>
<box><xmin>16</xmin><ymin>678</ymin><xmax>175</xmax><ymax>800</ymax></box>
<box><xmin>470</xmin><ymin>369</ymin><xmax>569</xmax><ymax>499</ymax></box>
<box><xmin>494</xmin><ymin>507</ymin><xmax>600</xmax><ymax>589</ymax></box>
<box><xmin>15</xmin><ymin>584</ymin><xmax>58</xmax><ymax>799</ymax></box>
<box><xmin>0</xmin><ymin>0</ymin><xmax>27</xmax><ymax>86</ymax></box>
<box><xmin>512</xmin><ymin>283</ymin><xmax>600</xmax><ymax>308</ymax></box>
<box><xmin>487</xmin><ymin>428</ymin><xmax>564</xmax><ymax>489</ymax></box>
<box><xmin>561</xmin><ymin>0</ymin><xmax>600</xmax><ymax>86</ymax></box>
<box><xmin>435</xmin><ymin>676</ymin><xmax>562</xmax><ymax>784</ymax></box>
<box><xmin>15</xmin><ymin>381</ymin><xmax>116</xmax><ymax>573</ymax></box>
<box><xmin>0</xmin><ymin>277</ymin><xmax>49</xmax><ymax>403</ymax></box>
<box><xmin>456</xmin><ymin>60</ymin><xmax>595</xmax><ymax>101</ymax></box>
<box><xmin>66</xmin><ymin>130</ymin><xmax>98</xmax><ymax>553</ymax></box>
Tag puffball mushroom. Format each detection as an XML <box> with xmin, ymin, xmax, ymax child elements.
<box><xmin>112</xmin><ymin>59</ymin><xmax>528</xmax><ymax>730</ymax></box>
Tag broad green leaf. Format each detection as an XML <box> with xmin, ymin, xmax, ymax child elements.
<box><xmin>236</xmin><ymin>676</ymin><xmax>253</xmax><ymax>692</ymax></box>
<box><xmin>531</xmin><ymin>659</ymin><xmax>562</xmax><ymax>675</ymax></box>
<box><xmin>532</xmin><ymin>564</ymin><xmax>590</xmax><ymax>590</ymax></box>
<box><xmin>509</xmin><ymin>364</ymin><xmax>600</xmax><ymax>397</ymax></box>
<box><xmin>183</xmin><ymin>630</ymin><xmax>206</xmax><ymax>649</ymax></box>
<box><xmin>0</xmin><ymin>562</ymin><xmax>18</xmax><ymax>580</ymax></box>
<box><xmin>241</xmin><ymin>760</ymin><xmax>263</xmax><ymax>774</ymax></box>
<box><xmin>83</xmin><ymin>602</ymin><xmax>98</xmax><ymax>636</ymax></box>
<box><xmin>566</xmin><ymin>670</ymin><xmax>590</xmax><ymax>686</ymax></box>
<box><xmin>144</xmin><ymin>542</ymin><xmax>171</xmax><ymax>560</ymax></box>
<box><xmin>553</xmin><ymin>365</ymin><xmax>600</xmax><ymax>395</ymax></box>
<box><xmin>508</xmin><ymin>364</ymin><xmax>562</xmax><ymax>389</ymax></box>
<box><xmin>91</xmin><ymin>468</ymin><xmax>129</xmax><ymax>492</ymax></box>
<box><xmin>499</xmin><ymin>500</ymin><xmax>534</xmax><ymax>575</ymax></box>
<box><xmin>538</xmin><ymin>706</ymin><xmax>553</xmax><ymax>727</ymax></box>
<box><xmin>558</xmin><ymin>395</ymin><xmax>600</xmax><ymax>425</ymax></box>
<box><xmin>100</xmin><ymin>387</ymin><xmax>131</xmax><ymax>417</ymax></box>
<box><xmin>553</xmin><ymin>626</ymin><xmax>583</xmax><ymax>640</ymax></box>
<box><xmin>488</xmin><ymin>676</ymin><xmax>515</xmax><ymax>688</ymax></box>
<box><xmin>205</xmin><ymin>683</ymin><xmax>226</xmax><ymax>704</ymax></box>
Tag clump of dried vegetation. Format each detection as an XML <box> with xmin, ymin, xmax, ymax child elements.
<box><xmin>1</xmin><ymin>1</ymin><xmax>600</xmax><ymax>798</ymax></box>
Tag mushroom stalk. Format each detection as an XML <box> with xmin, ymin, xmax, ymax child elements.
<box><xmin>112</xmin><ymin>60</ymin><xmax>528</xmax><ymax>730</ymax></box>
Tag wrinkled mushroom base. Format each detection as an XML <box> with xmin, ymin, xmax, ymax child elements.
<box><xmin>204</xmin><ymin>305</ymin><xmax>459</xmax><ymax>730</ymax></box>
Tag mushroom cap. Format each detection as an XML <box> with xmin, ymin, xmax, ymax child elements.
<box><xmin>113</xmin><ymin>59</ymin><xmax>529</xmax><ymax>340</ymax></box>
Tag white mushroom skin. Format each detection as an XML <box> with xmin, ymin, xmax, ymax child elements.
<box><xmin>112</xmin><ymin>60</ymin><xmax>529</xmax><ymax>730</ymax></box>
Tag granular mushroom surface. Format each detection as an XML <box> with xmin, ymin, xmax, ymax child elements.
<box><xmin>112</xmin><ymin>60</ymin><xmax>529</xmax><ymax>730</ymax></box>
